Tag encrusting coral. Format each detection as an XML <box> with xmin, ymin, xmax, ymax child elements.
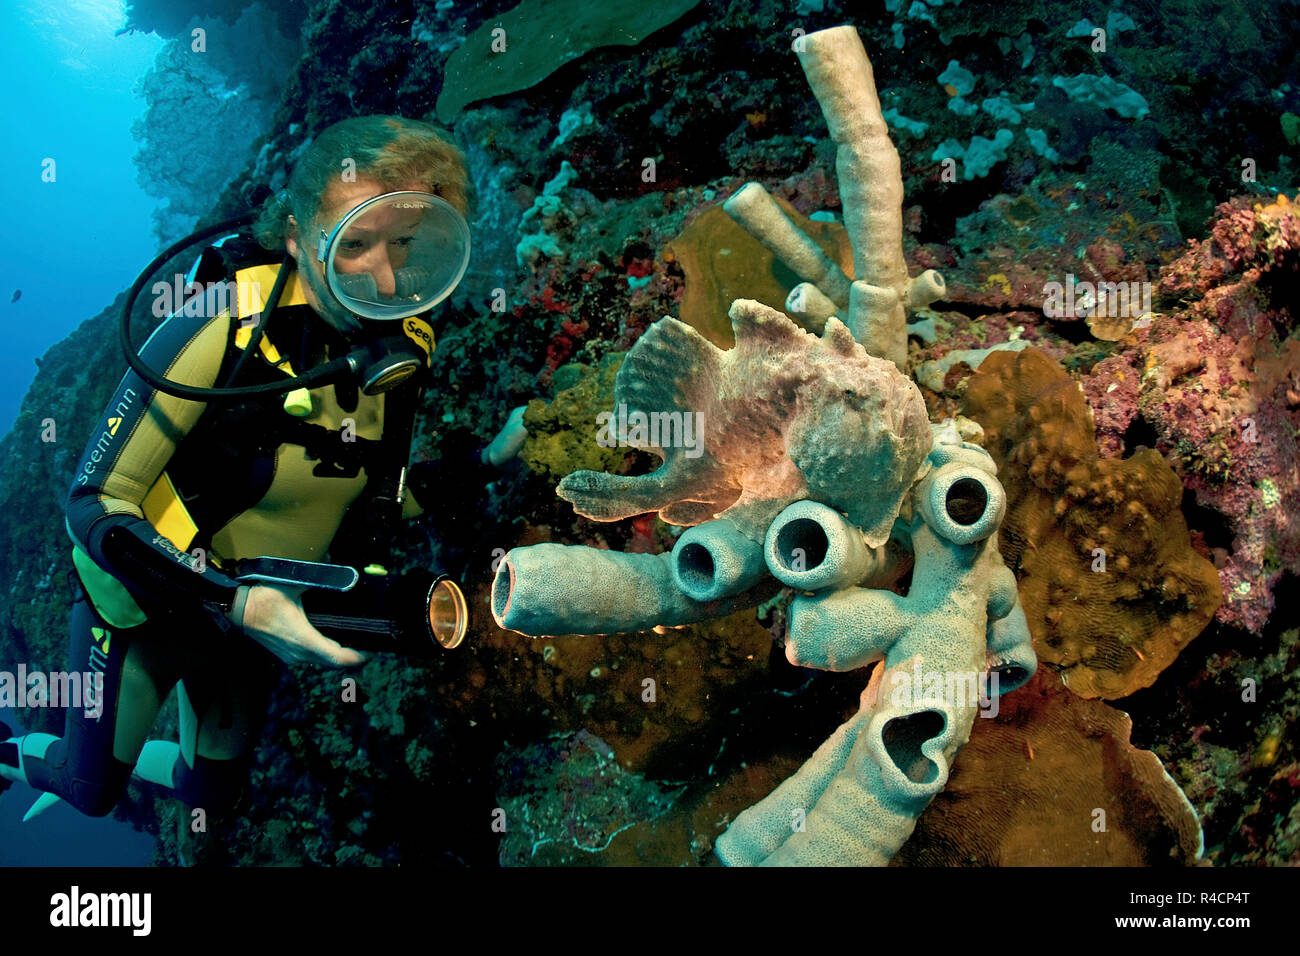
<box><xmin>492</xmin><ymin>25</ymin><xmax>1036</xmax><ymax>866</ymax></box>
<box><xmin>520</xmin><ymin>352</ymin><xmax>630</xmax><ymax>484</ymax></box>
<box><xmin>963</xmin><ymin>347</ymin><xmax>1222</xmax><ymax>699</ymax></box>
<box><xmin>1084</xmin><ymin>192</ymin><xmax>1299</xmax><ymax>635</ymax></box>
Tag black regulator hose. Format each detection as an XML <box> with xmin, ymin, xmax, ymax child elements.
<box><xmin>120</xmin><ymin>215</ymin><xmax>357</xmax><ymax>402</ymax></box>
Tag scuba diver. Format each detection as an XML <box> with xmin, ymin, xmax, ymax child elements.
<box><xmin>0</xmin><ymin>115</ymin><xmax>525</xmax><ymax>820</ymax></box>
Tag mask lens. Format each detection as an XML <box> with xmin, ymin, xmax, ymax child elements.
<box><xmin>324</xmin><ymin>192</ymin><xmax>470</xmax><ymax>320</ymax></box>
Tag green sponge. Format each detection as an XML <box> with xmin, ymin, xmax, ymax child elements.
<box><xmin>436</xmin><ymin>0</ymin><xmax>702</xmax><ymax>123</ymax></box>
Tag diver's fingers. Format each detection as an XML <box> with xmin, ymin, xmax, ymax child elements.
<box><xmin>302</xmin><ymin>632</ymin><xmax>369</xmax><ymax>668</ymax></box>
<box><xmin>276</xmin><ymin>634</ymin><xmax>367</xmax><ymax>668</ymax></box>
<box><xmin>285</xmin><ymin>615</ymin><xmax>368</xmax><ymax>668</ymax></box>
<box><xmin>240</xmin><ymin>585</ymin><xmax>367</xmax><ymax>667</ymax></box>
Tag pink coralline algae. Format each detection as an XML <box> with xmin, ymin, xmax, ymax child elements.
<box><xmin>1160</xmin><ymin>194</ymin><xmax>1300</xmax><ymax>296</ymax></box>
<box><xmin>1082</xmin><ymin>193</ymin><xmax>1300</xmax><ymax>634</ymax></box>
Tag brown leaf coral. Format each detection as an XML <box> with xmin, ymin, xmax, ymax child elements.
<box><xmin>895</xmin><ymin>669</ymin><xmax>1204</xmax><ymax>866</ymax></box>
<box><xmin>662</xmin><ymin>200</ymin><xmax>854</xmax><ymax>348</ymax></box>
<box><xmin>962</xmin><ymin>347</ymin><xmax>1222</xmax><ymax>699</ymax></box>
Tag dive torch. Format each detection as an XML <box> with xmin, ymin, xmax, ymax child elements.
<box><xmin>233</xmin><ymin>557</ymin><xmax>468</xmax><ymax>657</ymax></box>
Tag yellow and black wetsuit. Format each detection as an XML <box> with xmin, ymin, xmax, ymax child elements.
<box><xmin>9</xmin><ymin>240</ymin><xmax>490</xmax><ymax>817</ymax></box>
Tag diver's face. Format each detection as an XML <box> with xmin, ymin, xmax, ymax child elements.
<box><xmin>326</xmin><ymin>184</ymin><xmax>426</xmax><ymax>294</ymax></box>
<box><xmin>286</xmin><ymin>177</ymin><xmax>428</xmax><ymax>330</ymax></box>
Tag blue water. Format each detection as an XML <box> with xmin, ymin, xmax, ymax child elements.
<box><xmin>0</xmin><ymin>709</ymin><xmax>156</xmax><ymax>865</ymax></box>
<box><xmin>0</xmin><ymin>0</ymin><xmax>164</xmax><ymax>436</ymax></box>
<box><xmin>0</xmin><ymin>0</ymin><xmax>163</xmax><ymax>866</ymax></box>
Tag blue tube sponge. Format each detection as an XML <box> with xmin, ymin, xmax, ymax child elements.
<box><xmin>985</xmin><ymin>561</ymin><xmax>1036</xmax><ymax>693</ymax></box>
<box><xmin>717</xmin><ymin>515</ymin><xmax>1010</xmax><ymax>865</ymax></box>
<box><xmin>715</xmin><ymin>435</ymin><xmax>1035</xmax><ymax>866</ymax></box>
<box><xmin>670</xmin><ymin>517</ymin><xmax>768</xmax><ymax>602</ymax></box>
<box><xmin>492</xmin><ymin>543</ymin><xmax>773</xmax><ymax>636</ymax></box>
<box><xmin>763</xmin><ymin>499</ymin><xmax>893</xmax><ymax>593</ymax></box>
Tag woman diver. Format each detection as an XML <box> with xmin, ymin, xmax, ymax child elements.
<box><xmin>0</xmin><ymin>115</ymin><xmax>524</xmax><ymax>820</ymax></box>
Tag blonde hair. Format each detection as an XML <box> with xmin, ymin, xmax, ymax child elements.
<box><xmin>254</xmin><ymin>115</ymin><xmax>470</xmax><ymax>251</ymax></box>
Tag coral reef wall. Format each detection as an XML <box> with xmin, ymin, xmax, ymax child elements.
<box><xmin>2</xmin><ymin>0</ymin><xmax>1297</xmax><ymax>865</ymax></box>
<box><xmin>126</xmin><ymin>2</ymin><xmax>306</xmax><ymax>243</ymax></box>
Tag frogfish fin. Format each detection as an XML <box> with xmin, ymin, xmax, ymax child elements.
<box><xmin>614</xmin><ymin>315</ymin><xmax>720</xmax><ymax>418</ymax></box>
<box><xmin>821</xmin><ymin>316</ymin><xmax>861</xmax><ymax>356</ymax></box>
<box><xmin>728</xmin><ymin>298</ymin><xmax>807</xmax><ymax>352</ymax></box>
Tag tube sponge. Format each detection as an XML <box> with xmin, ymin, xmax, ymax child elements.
<box><xmin>671</xmin><ymin>517</ymin><xmax>767</xmax><ymax>602</ymax></box>
<box><xmin>848</xmin><ymin>279</ymin><xmax>906</xmax><ymax>369</ymax></box>
<box><xmin>723</xmin><ymin>183</ymin><xmax>852</xmax><ymax>307</ymax></box>
<box><xmin>717</xmin><ymin>424</ymin><xmax>1035</xmax><ymax>866</ymax></box>
<box><xmin>720</xmin><ymin>516</ymin><xmax>1011</xmax><ymax>865</ymax></box>
<box><xmin>914</xmin><ymin>461</ymin><xmax>1007</xmax><ymax>545</ymax></box>
<box><xmin>795</xmin><ymin>27</ymin><xmax>912</xmax><ymax>370</ymax></box>
<box><xmin>492</xmin><ymin>543</ymin><xmax>773</xmax><ymax>635</ymax></box>
<box><xmin>785</xmin><ymin>282</ymin><xmax>838</xmax><ymax>332</ymax></box>
<box><xmin>987</xmin><ymin>599</ymin><xmax>1036</xmax><ymax>692</ymax></box>
<box><xmin>710</xmin><ymin>26</ymin><xmax>947</xmax><ymax>369</ymax></box>
<box><xmin>764</xmin><ymin>499</ymin><xmax>891</xmax><ymax>593</ymax></box>
<box><xmin>905</xmin><ymin>269</ymin><xmax>945</xmax><ymax>310</ymax></box>
<box><xmin>796</xmin><ymin>27</ymin><xmax>908</xmax><ymax>296</ymax></box>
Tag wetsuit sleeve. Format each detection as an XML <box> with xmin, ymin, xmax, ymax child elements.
<box><xmin>65</xmin><ymin>295</ymin><xmax>242</xmax><ymax>613</ymax></box>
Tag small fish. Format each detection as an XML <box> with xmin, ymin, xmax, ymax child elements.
<box><xmin>1253</xmin><ymin>731</ymin><xmax>1281</xmax><ymax>768</ymax></box>
<box><xmin>11</xmin><ymin>289</ymin><xmax>20</xmax><ymax>303</ymax></box>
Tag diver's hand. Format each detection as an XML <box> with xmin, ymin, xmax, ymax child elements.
<box><xmin>230</xmin><ymin>584</ymin><xmax>368</xmax><ymax>668</ymax></box>
<box><xmin>482</xmin><ymin>405</ymin><xmax>528</xmax><ymax>468</ymax></box>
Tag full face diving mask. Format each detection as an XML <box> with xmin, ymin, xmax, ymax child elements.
<box><xmin>311</xmin><ymin>190</ymin><xmax>471</xmax><ymax>393</ymax></box>
<box><xmin>316</xmin><ymin>190</ymin><xmax>471</xmax><ymax>322</ymax></box>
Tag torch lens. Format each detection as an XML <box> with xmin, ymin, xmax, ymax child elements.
<box><xmin>428</xmin><ymin>576</ymin><xmax>468</xmax><ymax>649</ymax></box>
